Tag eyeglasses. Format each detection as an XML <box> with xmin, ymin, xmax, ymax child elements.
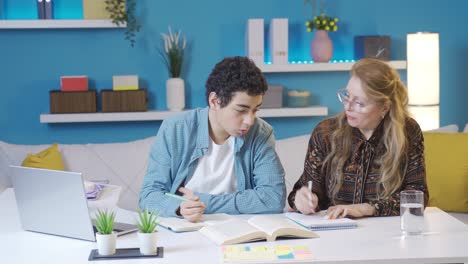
<box><xmin>337</xmin><ymin>88</ymin><xmax>374</xmax><ymax>113</ymax></box>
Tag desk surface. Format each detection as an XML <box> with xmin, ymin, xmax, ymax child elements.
<box><xmin>1</xmin><ymin>188</ymin><xmax>467</xmax><ymax>264</ymax></box>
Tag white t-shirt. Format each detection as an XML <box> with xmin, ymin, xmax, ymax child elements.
<box><xmin>185</xmin><ymin>136</ymin><xmax>237</xmax><ymax>195</ymax></box>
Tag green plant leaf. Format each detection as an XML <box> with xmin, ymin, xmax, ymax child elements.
<box><xmin>137</xmin><ymin>208</ymin><xmax>159</xmax><ymax>233</ymax></box>
<box><xmin>95</xmin><ymin>209</ymin><xmax>115</xmax><ymax>235</ymax></box>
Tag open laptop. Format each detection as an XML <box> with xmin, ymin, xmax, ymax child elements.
<box><xmin>9</xmin><ymin>165</ymin><xmax>137</xmax><ymax>241</ymax></box>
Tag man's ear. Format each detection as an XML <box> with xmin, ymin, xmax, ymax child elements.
<box><xmin>208</xmin><ymin>92</ymin><xmax>220</xmax><ymax>109</ymax></box>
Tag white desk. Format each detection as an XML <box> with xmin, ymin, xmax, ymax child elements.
<box><xmin>1</xmin><ymin>188</ymin><xmax>467</xmax><ymax>264</ymax></box>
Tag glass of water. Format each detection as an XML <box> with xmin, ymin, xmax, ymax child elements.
<box><xmin>400</xmin><ymin>190</ymin><xmax>424</xmax><ymax>235</ymax></box>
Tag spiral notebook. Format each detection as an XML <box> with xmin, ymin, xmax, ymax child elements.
<box><xmin>285</xmin><ymin>212</ymin><xmax>357</xmax><ymax>231</ymax></box>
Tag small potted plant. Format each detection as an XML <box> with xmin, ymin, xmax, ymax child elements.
<box><xmin>105</xmin><ymin>0</ymin><xmax>141</xmax><ymax>47</ymax></box>
<box><xmin>136</xmin><ymin>209</ymin><xmax>159</xmax><ymax>255</ymax></box>
<box><xmin>159</xmin><ymin>26</ymin><xmax>188</xmax><ymax>111</ymax></box>
<box><xmin>95</xmin><ymin>209</ymin><xmax>117</xmax><ymax>256</ymax></box>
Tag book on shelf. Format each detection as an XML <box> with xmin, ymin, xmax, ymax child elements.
<box><xmin>158</xmin><ymin>213</ymin><xmax>233</xmax><ymax>233</ymax></box>
<box><xmin>44</xmin><ymin>0</ymin><xmax>53</xmax><ymax>19</ymax></box>
<box><xmin>199</xmin><ymin>215</ymin><xmax>318</xmax><ymax>245</ymax></box>
<box><xmin>285</xmin><ymin>211</ymin><xmax>358</xmax><ymax>231</ymax></box>
<box><xmin>37</xmin><ymin>0</ymin><xmax>45</xmax><ymax>19</ymax></box>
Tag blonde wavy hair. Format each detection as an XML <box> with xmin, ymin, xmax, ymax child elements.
<box><xmin>324</xmin><ymin>58</ymin><xmax>411</xmax><ymax>202</ymax></box>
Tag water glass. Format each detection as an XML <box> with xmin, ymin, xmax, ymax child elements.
<box><xmin>400</xmin><ymin>190</ymin><xmax>424</xmax><ymax>235</ymax></box>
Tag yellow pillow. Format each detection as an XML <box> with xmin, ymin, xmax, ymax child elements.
<box><xmin>21</xmin><ymin>144</ymin><xmax>65</xmax><ymax>171</ymax></box>
<box><xmin>423</xmin><ymin>133</ymin><xmax>468</xmax><ymax>212</ymax></box>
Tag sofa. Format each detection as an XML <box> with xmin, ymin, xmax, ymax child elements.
<box><xmin>1</xmin><ymin>125</ymin><xmax>467</xmax><ymax>224</ymax></box>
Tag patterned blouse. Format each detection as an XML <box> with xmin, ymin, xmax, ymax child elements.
<box><xmin>287</xmin><ymin>117</ymin><xmax>428</xmax><ymax>216</ymax></box>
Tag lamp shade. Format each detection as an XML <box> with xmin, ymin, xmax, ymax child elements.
<box><xmin>407</xmin><ymin>32</ymin><xmax>440</xmax><ymax>130</ymax></box>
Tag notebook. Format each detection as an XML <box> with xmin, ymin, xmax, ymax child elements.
<box><xmin>199</xmin><ymin>215</ymin><xmax>318</xmax><ymax>245</ymax></box>
<box><xmin>9</xmin><ymin>165</ymin><xmax>137</xmax><ymax>241</ymax></box>
<box><xmin>285</xmin><ymin>212</ymin><xmax>358</xmax><ymax>231</ymax></box>
<box><xmin>158</xmin><ymin>213</ymin><xmax>233</xmax><ymax>232</ymax></box>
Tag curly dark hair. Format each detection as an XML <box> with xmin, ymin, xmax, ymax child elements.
<box><xmin>205</xmin><ymin>56</ymin><xmax>268</xmax><ymax>107</ymax></box>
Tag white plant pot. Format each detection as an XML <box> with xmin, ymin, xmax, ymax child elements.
<box><xmin>138</xmin><ymin>231</ymin><xmax>158</xmax><ymax>255</ymax></box>
<box><xmin>96</xmin><ymin>232</ymin><xmax>117</xmax><ymax>256</ymax></box>
<box><xmin>166</xmin><ymin>78</ymin><xmax>185</xmax><ymax>111</ymax></box>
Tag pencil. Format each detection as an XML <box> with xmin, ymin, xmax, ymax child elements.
<box><xmin>164</xmin><ymin>192</ymin><xmax>190</xmax><ymax>202</ymax></box>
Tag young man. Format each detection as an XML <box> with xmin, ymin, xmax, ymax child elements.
<box><xmin>139</xmin><ymin>56</ymin><xmax>285</xmax><ymax>222</ymax></box>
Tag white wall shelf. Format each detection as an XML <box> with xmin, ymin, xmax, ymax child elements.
<box><xmin>0</xmin><ymin>19</ymin><xmax>125</xmax><ymax>29</ymax></box>
<box><xmin>258</xmin><ymin>60</ymin><xmax>407</xmax><ymax>73</ymax></box>
<box><xmin>40</xmin><ymin>107</ymin><xmax>328</xmax><ymax>123</ymax></box>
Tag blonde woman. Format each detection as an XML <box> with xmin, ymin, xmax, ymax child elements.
<box><xmin>288</xmin><ymin>58</ymin><xmax>428</xmax><ymax>219</ymax></box>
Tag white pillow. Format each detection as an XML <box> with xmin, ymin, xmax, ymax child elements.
<box><xmin>426</xmin><ymin>124</ymin><xmax>459</xmax><ymax>133</ymax></box>
<box><xmin>464</xmin><ymin>124</ymin><xmax>468</xmax><ymax>133</ymax></box>
<box><xmin>275</xmin><ymin>134</ymin><xmax>310</xmax><ymax>211</ymax></box>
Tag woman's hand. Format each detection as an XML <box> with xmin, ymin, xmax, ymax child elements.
<box><xmin>294</xmin><ymin>186</ymin><xmax>319</xmax><ymax>215</ymax></box>
<box><xmin>326</xmin><ymin>203</ymin><xmax>375</xmax><ymax>219</ymax></box>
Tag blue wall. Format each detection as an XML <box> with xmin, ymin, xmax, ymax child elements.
<box><xmin>1</xmin><ymin>0</ymin><xmax>467</xmax><ymax>144</ymax></box>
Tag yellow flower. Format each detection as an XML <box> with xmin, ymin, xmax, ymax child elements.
<box><xmin>307</xmin><ymin>28</ymin><xmax>311</xmax><ymax>32</ymax></box>
<box><xmin>333</xmin><ymin>26</ymin><xmax>338</xmax><ymax>31</ymax></box>
<box><xmin>334</xmin><ymin>18</ymin><xmax>339</xmax><ymax>22</ymax></box>
<box><xmin>329</xmin><ymin>21</ymin><xmax>335</xmax><ymax>26</ymax></box>
<box><xmin>305</xmin><ymin>21</ymin><xmax>310</xmax><ymax>26</ymax></box>
<box><xmin>325</xmin><ymin>26</ymin><xmax>330</xmax><ymax>31</ymax></box>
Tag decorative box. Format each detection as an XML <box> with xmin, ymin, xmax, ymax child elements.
<box><xmin>287</xmin><ymin>90</ymin><xmax>310</xmax><ymax>107</ymax></box>
<box><xmin>83</xmin><ymin>0</ymin><xmax>109</xmax><ymax>19</ymax></box>
<box><xmin>60</xmin><ymin>76</ymin><xmax>88</xmax><ymax>92</ymax></box>
<box><xmin>262</xmin><ymin>85</ymin><xmax>283</xmax><ymax>108</ymax></box>
<box><xmin>101</xmin><ymin>89</ymin><xmax>147</xmax><ymax>112</ymax></box>
<box><xmin>354</xmin><ymin>36</ymin><xmax>391</xmax><ymax>61</ymax></box>
<box><xmin>112</xmin><ymin>75</ymin><xmax>139</xmax><ymax>91</ymax></box>
<box><xmin>50</xmin><ymin>90</ymin><xmax>97</xmax><ymax>113</ymax></box>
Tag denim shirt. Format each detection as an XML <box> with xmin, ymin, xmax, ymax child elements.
<box><xmin>139</xmin><ymin>107</ymin><xmax>286</xmax><ymax>217</ymax></box>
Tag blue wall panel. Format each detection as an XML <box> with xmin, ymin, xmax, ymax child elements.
<box><xmin>0</xmin><ymin>0</ymin><xmax>467</xmax><ymax>144</ymax></box>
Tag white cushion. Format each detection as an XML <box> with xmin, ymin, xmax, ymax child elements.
<box><xmin>464</xmin><ymin>124</ymin><xmax>468</xmax><ymax>133</ymax></box>
<box><xmin>0</xmin><ymin>137</ymin><xmax>155</xmax><ymax>211</ymax></box>
<box><xmin>275</xmin><ymin>134</ymin><xmax>310</xmax><ymax>211</ymax></box>
<box><xmin>427</xmin><ymin>124</ymin><xmax>459</xmax><ymax>133</ymax></box>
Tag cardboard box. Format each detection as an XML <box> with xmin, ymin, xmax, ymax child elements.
<box><xmin>354</xmin><ymin>36</ymin><xmax>391</xmax><ymax>61</ymax></box>
<box><xmin>50</xmin><ymin>90</ymin><xmax>96</xmax><ymax>113</ymax></box>
<box><xmin>101</xmin><ymin>89</ymin><xmax>147</xmax><ymax>112</ymax></box>
<box><xmin>60</xmin><ymin>76</ymin><xmax>88</xmax><ymax>92</ymax></box>
<box><xmin>263</xmin><ymin>85</ymin><xmax>283</xmax><ymax>108</ymax></box>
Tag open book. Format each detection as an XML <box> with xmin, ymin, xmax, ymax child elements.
<box><xmin>285</xmin><ymin>212</ymin><xmax>358</xmax><ymax>231</ymax></box>
<box><xmin>158</xmin><ymin>213</ymin><xmax>233</xmax><ymax>232</ymax></box>
<box><xmin>199</xmin><ymin>215</ymin><xmax>318</xmax><ymax>245</ymax></box>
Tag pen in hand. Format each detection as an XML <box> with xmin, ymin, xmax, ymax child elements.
<box><xmin>164</xmin><ymin>192</ymin><xmax>190</xmax><ymax>202</ymax></box>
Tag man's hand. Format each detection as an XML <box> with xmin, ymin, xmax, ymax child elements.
<box><xmin>294</xmin><ymin>186</ymin><xmax>319</xmax><ymax>215</ymax></box>
<box><xmin>177</xmin><ymin>187</ymin><xmax>206</xmax><ymax>222</ymax></box>
<box><xmin>325</xmin><ymin>203</ymin><xmax>375</xmax><ymax>219</ymax></box>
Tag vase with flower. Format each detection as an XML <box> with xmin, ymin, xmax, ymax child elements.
<box><xmin>160</xmin><ymin>27</ymin><xmax>187</xmax><ymax>111</ymax></box>
<box><xmin>305</xmin><ymin>0</ymin><xmax>339</xmax><ymax>62</ymax></box>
